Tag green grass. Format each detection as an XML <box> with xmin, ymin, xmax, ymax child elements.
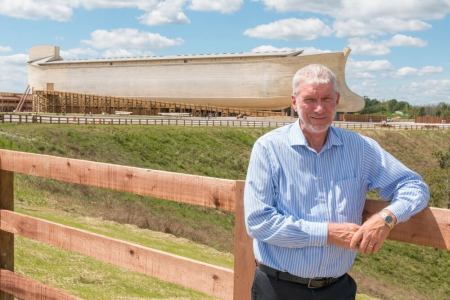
<box><xmin>18</xmin><ymin>206</ymin><xmax>233</xmax><ymax>269</ymax></box>
<box><xmin>353</xmin><ymin>241</ymin><xmax>450</xmax><ymax>300</ymax></box>
<box><xmin>15</xmin><ymin>174</ymin><xmax>235</xmax><ymax>252</ymax></box>
<box><xmin>0</xmin><ymin>124</ymin><xmax>268</xmax><ymax>179</ymax></box>
<box><xmin>1</xmin><ymin>123</ymin><xmax>449</xmax><ymax>299</ymax></box>
<box><xmin>15</xmin><ymin>237</ymin><xmax>214</xmax><ymax>300</ymax></box>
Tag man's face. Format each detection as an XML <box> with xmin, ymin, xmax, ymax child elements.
<box><xmin>291</xmin><ymin>81</ymin><xmax>340</xmax><ymax>134</ymax></box>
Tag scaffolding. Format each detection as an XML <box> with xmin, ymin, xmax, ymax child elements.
<box><xmin>33</xmin><ymin>90</ymin><xmax>284</xmax><ymax>117</ymax></box>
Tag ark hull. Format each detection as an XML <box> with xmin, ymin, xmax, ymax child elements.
<box><xmin>28</xmin><ymin>46</ymin><xmax>363</xmax><ymax>112</ymax></box>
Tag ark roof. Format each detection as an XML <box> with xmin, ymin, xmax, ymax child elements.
<box><xmin>35</xmin><ymin>50</ymin><xmax>304</xmax><ymax>65</ymax></box>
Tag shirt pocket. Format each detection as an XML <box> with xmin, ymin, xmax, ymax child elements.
<box><xmin>334</xmin><ymin>177</ymin><xmax>364</xmax><ymax>223</ymax></box>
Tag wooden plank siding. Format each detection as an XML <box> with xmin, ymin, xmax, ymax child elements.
<box><xmin>0</xmin><ymin>149</ymin><xmax>236</xmax><ymax>212</ymax></box>
<box><xmin>0</xmin><ymin>269</ymin><xmax>80</xmax><ymax>300</ymax></box>
<box><xmin>0</xmin><ymin>210</ymin><xmax>234</xmax><ymax>300</ymax></box>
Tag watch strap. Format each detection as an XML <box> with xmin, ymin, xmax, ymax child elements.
<box><xmin>378</xmin><ymin>210</ymin><xmax>395</xmax><ymax>229</ymax></box>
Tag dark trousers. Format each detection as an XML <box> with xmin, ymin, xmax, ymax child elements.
<box><xmin>251</xmin><ymin>267</ymin><xmax>357</xmax><ymax>300</ymax></box>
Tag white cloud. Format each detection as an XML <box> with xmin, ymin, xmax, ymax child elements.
<box><xmin>0</xmin><ymin>0</ymin><xmax>244</xmax><ymax>25</ymax></box>
<box><xmin>0</xmin><ymin>53</ymin><xmax>28</xmax><ymax>92</ymax></box>
<box><xmin>139</xmin><ymin>0</ymin><xmax>190</xmax><ymax>25</ymax></box>
<box><xmin>385</xmin><ymin>34</ymin><xmax>427</xmax><ymax>47</ymax></box>
<box><xmin>351</xmin><ymin>72</ymin><xmax>376</xmax><ymax>79</ymax></box>
<box><xmin>244</xmin><ymin>18</ymin><xmax>333</xmax><ymax>40</ymax></box>
<box><xmin>394</xmin><ymin>67</ymin><xmax>418</xmax><ymax>77</ymax></box>
<box><xmin>78</xmin><ymin>0</ymin><xmax>154</xmax><ymax>10</ymax></box>
<box><xmin>419</xmin><ymin>65</ymin><xmax>444</xmax><ymax>74</ymax></box>
<box><xmin>348</xmin><ymin>60</ymin><xmax>394</xmax><ymax>72</ymax></box>
<box><xmin>394</xmin><ymin>65</ymin><xmax>444</xmax><ymax>77</ymax></box>
<box><xmin>60</xmin><ymin>47</ymin><xmax>99</xmax><ymax>59</ymax></box>
<box><xmin>257</xmin><ymin>1</ymin><xmax>446</xmax><ymax>37</ymax></box>
<box><xmin>0</xmin><ymin>0</ymin><xmax>75</xmax><ymax>21</ymax></box>
<box><xmin>257</xmin><ymin>0</ymin><xmax>450</xmax><ymax>20</ymax></box>
<box><xmin>189</xmin><ymin>0</ymin><xmax>243</xmax><ymax>13</ymax></box>
<box><xmin>348</xmin><ymin>38</ymin><xmax>391</xmax><ymax>56</ymax></box>
<box><xmin>339</xmin><ymin>0</ymin><xmax>450</xmax><ymax>21</ymax></box>
<box><xmin>255</xmin><ymin>0</ymin><xmax>341</xmax><ymax>15</ymax></box>
<box><xmin>0</xmin><ymin>45</ymin><xmax>12</xmax><ymax>53</ymax></box>
<box><xmin>251</xmin><ymin>45</ymin><xmax>297</xmax><ymax>53</ymax></box>
<box><xmin>348</xmin><ymin>34</ymin><xmax>428</xmax><ymax>56</ymax></box>
<box><xmin>102</xmin><ymin>48</ymin><xmax>153</xmax><ymax>58</ymax></box>
<box><xmin>334</xmin><ymin>17</ymin><xmax>431</xmax><ymax>38</ymax></box>
<box><xmin>82</xmin><ymin>28</ymin><xmax>183</xmax><ymax>52</ymax></box>
<box><xmin>251</xmin><ymin>45</ymin><xmax>331</xmax><ymax>54</ymax></box>
<box><xmin>401</xmin><ymin>79</ymin><xmax>450</xmax><ymax>104</ymax></box>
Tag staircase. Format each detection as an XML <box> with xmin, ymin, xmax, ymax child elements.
<box><xmin>14</xmin><ymin>85</ymin><xmax>31</xmax><ymax>112</ymax></box>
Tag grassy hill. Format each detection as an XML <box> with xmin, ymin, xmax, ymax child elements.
<box><xmin>0</xmin><ymin>123</ymin><xmax>449</xmax><ymax>299</ymax></box>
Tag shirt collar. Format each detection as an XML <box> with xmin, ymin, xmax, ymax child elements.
<box><xmin>288</xmin><ymin>120</ymin><xmax>343</xmax><ymax>150</ymax></box>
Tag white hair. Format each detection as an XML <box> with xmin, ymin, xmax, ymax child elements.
<box><xmin>292</xmin><ymin>64</ymin><xmax>339</xmax><ymax>96</ymax></box>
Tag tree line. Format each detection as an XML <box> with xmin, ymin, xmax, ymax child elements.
<box><xmin>361</xmin><ymin>97</ymin><xmax>450</xmax><ymax>118</ymax></box>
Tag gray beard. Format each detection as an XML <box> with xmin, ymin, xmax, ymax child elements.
<box><xmin>298</xmin><ymin>111</ymin><xmax>336</xmax><ymax>133</ymax></box>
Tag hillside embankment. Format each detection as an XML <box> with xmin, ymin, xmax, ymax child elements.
<box><xmin>0</xmin><ymin>124</ymin><xmax>448</xmax><ymax>299</ymax></box>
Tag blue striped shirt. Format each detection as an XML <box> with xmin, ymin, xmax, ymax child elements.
<box><xmin>244</xmin><ymin>121</ymin><xmax>429</xmax><ymax>278</ymax></box>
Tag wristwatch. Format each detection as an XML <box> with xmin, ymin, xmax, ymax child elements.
<box><xmin>378</xmin><ymin>210</ymin><xmax>396</xmax><ymax>229</ymax></box>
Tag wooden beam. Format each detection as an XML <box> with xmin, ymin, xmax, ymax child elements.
<box><xmin>0</xmin><ymin>210</ymin><xmax>234</xmax><ymax>299</ymax></box>
<box><xmin>0</xmin><ymin>149</ymin><xmax>236</xmax><ymax>212</ymax></box>
<box><xmin>0</xmin><ymin>269</ymin><xmax>80</xmax><ymax>300</ymax></box>
<box><xmin>0</xmin><ymin>170</ymin><xmax>13</xmax><ymax>300</ymax></box>
<box><xmin>232</xmin><ymin>198</ymin><xmax>450</xmax><ymax>300</ymax></box>
<box><xmin>363</xmin><ymin>200</ymin><xmax>450</xmax><ymax>250</ymax></box>
<box><xmin>233</xmin><ymin>180</ymin><xmax>255</xmax><ymax>300</ymax></box>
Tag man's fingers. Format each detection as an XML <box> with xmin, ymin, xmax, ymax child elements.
<box><xmin>350</xmin><ymin>230</ymin><xmax>363</xmax><ymax>249</ymax></box>
<box><xmin>359</xmin><ymin>235</ymin><xmax>371</xmax><ymax>253</ymax></box>
<box><xmin>373</xmin><ymin>242</ymin><xmax>382</xmax><ymax>253</ymax></box>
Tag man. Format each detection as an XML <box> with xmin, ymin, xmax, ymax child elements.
<box><xmin>244</xmin><ymin>64</ymin><xmax>429</xmax><ymax>300</ymax></box>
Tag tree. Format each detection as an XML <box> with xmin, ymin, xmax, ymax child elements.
<box><xmin>436</xmin><ymin>102</ymin><xmax>450</xmax><ymax>117</ymax></box>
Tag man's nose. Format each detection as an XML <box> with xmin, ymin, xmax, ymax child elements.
<box><xmin>314</xmin><ymin>101</ymin><xmax>325</xmax><ymax>112</ymax></box>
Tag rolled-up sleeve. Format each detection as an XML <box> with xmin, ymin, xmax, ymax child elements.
<box><xmin>362</xmin><ymin>137</ymin><xmax>430</xmax><ymax>223</ymax></box>
<box><xmin>244</xmin><ymin>140</ymin><xmax>328</xmax><ymax>248</ymax></box>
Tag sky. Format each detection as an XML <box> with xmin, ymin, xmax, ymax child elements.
<box><xmin>1</xmin><ymin>0</ymin><xmax>450</xmax><ymax>106</ymax></box>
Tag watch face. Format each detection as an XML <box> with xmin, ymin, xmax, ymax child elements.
<box><xmin>385</xmin><ymin>216</ymin><xmax>393</xmax><ymax>223</ymax></box>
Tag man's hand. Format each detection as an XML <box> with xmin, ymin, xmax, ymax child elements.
<box><xmin>328</xmin><ymin>223</ymin><xmax>361</xmax><ymax>249</ymax></box>
<box><xmin>350</xmin><ymin>213</ymin><xmax>393</xmax><ymax>254</ymax></box>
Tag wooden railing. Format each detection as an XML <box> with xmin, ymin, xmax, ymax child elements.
<box><xmin>0</xmin><ymin>149</ymin><xmax>449</xmax><ymax>299</ymax></box>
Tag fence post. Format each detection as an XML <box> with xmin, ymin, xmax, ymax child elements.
<box><xmin>0</xmin><ymin>169</ymin><xmax>14</xmax><ymax>300</ymax></box>
<box><xmin>233</xmin><ymin>180</ymin><xmax>255</xmax><ymax>300</ymax></box>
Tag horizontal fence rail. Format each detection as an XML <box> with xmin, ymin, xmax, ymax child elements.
<box><xmin>1</xmin><ymin>113</ymin><xmax>449</xmax><ymax>130</ymax></box>
<box><xmin>0</xmin><ymin>269</ymin><xmax>80</xmax><ymax>300</ymax></box>
<box><xmin>0</xmin><ymin>149</ymin><xmax>449</xmax><ymax>299</ymax></box>
<box><xmin>0</xmin><ymin>210</ymin><xmax>234</xmax><ymax>299</ymax></box>
<box><xmin>0</xmin><ymin>149</ymin><xmax>236</xmax><ymax>212</ymax></box>
<box><xmin>363</xmin><ymin>201</ymin><xmax>450</xmax><ymax>249</ymax></box>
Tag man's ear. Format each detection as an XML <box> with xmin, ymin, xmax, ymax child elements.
<box><xmin>291</xmin><ymin>95</ymin><xmax>297</xmax><ymax>111</ymax></box>
<box><xmin>335</xmin><ymin>92</ymin><xmax>340</xmax><ymax>105</ymax></box>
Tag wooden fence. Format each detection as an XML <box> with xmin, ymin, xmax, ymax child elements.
<box><xmin>1</xmin><ymin>113</ymin><xmax>450</xmax><ymax>130</ymax></box>
<box><xmin>416</xmin><ymin>116</ymin><xmax>450</xmax><ymax>124</ymax></box>
<box><xmin>0</xmin><ymin>149</ymin><xmax>449</xmax><ymax>299</ymax></box>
